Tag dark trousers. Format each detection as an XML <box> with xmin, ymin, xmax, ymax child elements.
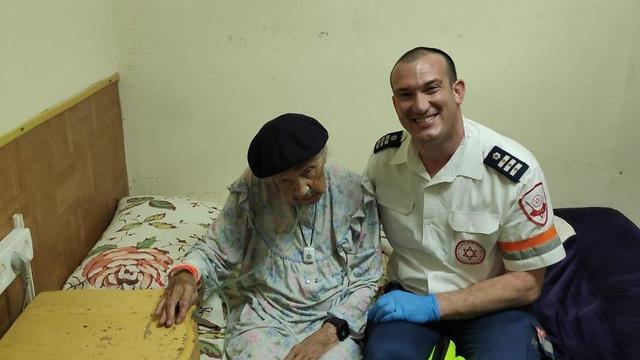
<box><xmin>364</xmin><ymin>286</ymin><xmax>546</xmax><ymax>360</ymax></box>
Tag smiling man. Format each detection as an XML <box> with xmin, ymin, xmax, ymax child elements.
<box><xmin>363</xmin><ymin>47</ymin><xmax>565</xmax><ymax>359</ymax></box>
<box><xmin>156</xmin><ymin>113</ymin><xmax>382</xmax><ymax>360</ymax></box>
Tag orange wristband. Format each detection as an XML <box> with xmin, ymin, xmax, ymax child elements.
<box><xmin>170</xmin><ymin>264</ymin><xmax>201</xmax><ymax>283</ymax></box>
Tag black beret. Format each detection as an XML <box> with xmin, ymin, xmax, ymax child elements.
<box><xmin>248</xmin><ymin>113</ymin><xmax>328</xmax><ymax>178</ymax></box>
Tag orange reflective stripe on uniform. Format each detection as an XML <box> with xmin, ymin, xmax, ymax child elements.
<box><xmin>498</xmin><ymin>226</ymin><xmax>558</xmax><ymax>252</ymax></box>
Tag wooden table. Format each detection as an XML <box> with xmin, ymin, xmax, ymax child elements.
<box><xmin>0</xmin><ymin>289</ymin><xmax>198</xmax><ymax>359</ymax></box>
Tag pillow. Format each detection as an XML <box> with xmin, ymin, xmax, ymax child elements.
<box><xmin>63</xmin><ymin>195</ymin><xmax>221</xmax><ymax>290</ymax></box>
<box><xmin>553</xmin><ymin>215</ymin><xmax>576</xmax><ymax>243</ymax></box>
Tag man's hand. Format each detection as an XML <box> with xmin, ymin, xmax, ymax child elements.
<box><xmin>154</xmin><ymin>271</ymin><xmax>198</xmax><ymax>327</ymax></box>
<box><xmin>283</xmin><ymin>322</ymin><xmax>339</xmax><ymax>360</ymax></box>
<box><xmin>368</xmin><ymin>290</ymin><xmax>440</xmax><ymax>324</ymax></box>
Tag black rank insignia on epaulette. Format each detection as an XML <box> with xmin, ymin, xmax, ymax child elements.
<box><xmin>483</xmin><ymin>145</ymin><xmax>529</xmax><ymax>183</ymax></box>
<box><xmin>373</xmin><ymin>131</ymin><xmax>403</xmax><ymax>153</ymax></box>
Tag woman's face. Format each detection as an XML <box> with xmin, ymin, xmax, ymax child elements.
<box><xmin>272</xmin><ymin>154</ymin><xmax>327</xmax><ymax>205</ymax></box>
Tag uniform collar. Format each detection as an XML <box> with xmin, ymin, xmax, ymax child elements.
<box><xmin>389</xmin><ymin>118</ymin><xmax>485</xmax><ymax>182</ymax></box>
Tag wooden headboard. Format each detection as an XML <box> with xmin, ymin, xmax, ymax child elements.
<box><xmin>0</xmin><ymin>76</ymin><xmax>128</xmax><ymax>336</ymax></box>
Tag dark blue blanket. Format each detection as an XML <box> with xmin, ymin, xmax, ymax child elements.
<box><xmin>532</xmin><ymin>207</ymin><xmax>640</xmax><ymax>360</ymax></box>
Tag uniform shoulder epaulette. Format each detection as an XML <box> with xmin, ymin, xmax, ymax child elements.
<box><xmin>483</xmin><ymin>145</ymin><xmax>529</xmax><ymax>183</ymax></box>
<box><xmin>373</xmin><ymin>131</ymin><xmax>403</xmax><ymax>153</ymax></box>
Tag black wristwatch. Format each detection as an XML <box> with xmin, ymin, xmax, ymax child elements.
<box><xmin>324</xmin><ymin>317</ymin><xmax>350</xmax><ymax>341</ymax></box>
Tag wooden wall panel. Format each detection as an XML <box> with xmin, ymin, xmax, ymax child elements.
<box><xmin>0</xmin><ymin>82</ymin><xmax>128</xmax><ymax>337</ymax></box>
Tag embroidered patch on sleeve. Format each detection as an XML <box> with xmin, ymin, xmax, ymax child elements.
<box><xmin>483</xmin><ymin>146</ymin><xmax>529</xmax><ymax>183</ymax></box>
<box><xmin>519</xmin><ymin>182</ymin><xmax>548</xmax><ymax>226</ymax></box>
<box><xmin>373</xmin><ymin>131</ymin><xmax>403</xmax><ymax>153</ymax></box>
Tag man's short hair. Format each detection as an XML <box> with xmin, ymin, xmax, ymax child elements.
<box><xmin>390</xmin><ymin>47</ymin><xmax>458</xmax><ymax>87</ymax></box>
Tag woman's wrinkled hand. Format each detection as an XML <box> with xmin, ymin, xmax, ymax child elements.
<box><xmin>154</xmin><ymin>271</ymin><xmax>198</xmax><ymax>327</ymax></box>
<box><xmin>284</xmin><ymin>322</ymin><xmax>339</xmax><ymax>360</ymax></box>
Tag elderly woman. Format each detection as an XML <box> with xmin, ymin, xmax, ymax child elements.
<box><xmin>155</xmin><ymin>113</ymin><xmax>382</xmax><ymax>359</ymax></box>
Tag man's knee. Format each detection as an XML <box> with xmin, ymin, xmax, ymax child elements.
<box><xmin>365</xmin><ymin>321</ymin><xmax>439</xmax><ymax>360</ymax></box>
<box><xmin>365</xmin><ymin>338</ymin><xmax>414</xmax><ymax>360</ymax></box>
<box><xmin>460</xmin><ymin>309</ymin><xmax>543</xmax><ymax>360</ymax></box>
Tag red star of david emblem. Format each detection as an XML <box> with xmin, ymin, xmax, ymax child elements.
<box><xmin>462</xmin><ymin>246</ymin><xmax>479</xmax><ymax>261</ymax></box>
<box><xmin>455</xmin><ymin>240</ymin><xmax>486</xmax><ymax>265</ymax></box>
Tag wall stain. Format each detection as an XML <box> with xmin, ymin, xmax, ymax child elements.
<box><xmin>227</xmin><ymin>35</ymin><xmax>246</xmax><ymax>45</ymax></box>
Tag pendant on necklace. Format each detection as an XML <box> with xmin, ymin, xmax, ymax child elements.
<box><xmin>303</xmin><ymin>246</ymin><xmax>315</xmax><ymax>264</ymax></box>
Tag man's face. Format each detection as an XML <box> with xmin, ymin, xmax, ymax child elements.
<box><xmin>273</xmin><ymin>154</ymin><xmax>327</xmax><ymax>205</ymax></box>
<box><xmin>390</xmin><ymin>54</ymin><xmax>465</xmax><ymax>146</ymax></box>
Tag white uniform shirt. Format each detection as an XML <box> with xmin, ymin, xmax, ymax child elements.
<box><xmin>364</xmin><ymin>118</ymin><xmax>566</xmax><ymax>295</ymax></box>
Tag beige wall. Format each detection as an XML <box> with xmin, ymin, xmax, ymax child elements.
<box><xmin>0</xmin><ymin>1</ymin><xmax>117</xmax><ymax>137</ymax></box>
<box><xmin>122</xmin><ymin>1</ymin><xmax>637</xmax><ymax>224</ymax></box>
<box><xmin>0</xmin><ymin>1</ymin><xmax>637</xmax><ymax>221</ymax></box>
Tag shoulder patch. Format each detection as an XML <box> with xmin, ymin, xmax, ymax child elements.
<box><xmin>373</xmin><ymin>131</ymin><xmax>403</xmax><ymax>153</ymax></box>
<box><xmin>483</xmin><ymin>146</ymin><xmax>529</xmax><ymax>183</ymax></box>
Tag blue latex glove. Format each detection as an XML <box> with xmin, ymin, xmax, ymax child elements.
<box><xmin>367</xmin><ymin>290</ymin><xmax>440</xmax><ymax>324</ymax></box>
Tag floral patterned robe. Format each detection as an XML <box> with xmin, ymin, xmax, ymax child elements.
<box><xmin>183</xmin><ymin>164</ymin><xmax>383</xmax><ymax>359</ymax></box>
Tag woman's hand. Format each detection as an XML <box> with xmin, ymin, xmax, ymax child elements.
<box><xmin>284</xmin><ymin>322</ymin><xmax>339</xmax><ymax>360</ymax></box>
<box><xmin>154</xmin><ymin>271</ymin><xmax>198</xmax><ymax>327</ymax></box>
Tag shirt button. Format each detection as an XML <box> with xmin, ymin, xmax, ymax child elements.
<box><xmin>305</xmin><ymin>279</ymin><xmax>310</xmax><ymax>284</ymax></box>
<box><xmin>469</xmin><ymin>225</ymin><xmax>476</xmax><ymax>231</ymax></box>
<box><xmin>314</xmin><ymin>279</ymin><xmax>319</xmax><ymax>283</ymax></box>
